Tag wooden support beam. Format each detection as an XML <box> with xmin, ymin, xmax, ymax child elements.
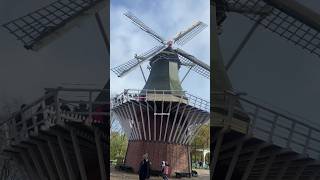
<box><xmin>241</xmin><ymin>143</ymin><xmax>267</xmax><ymax>180</ymax></box>
<box><xmin>212</xmin><ymin>129</ymin><xmax>226</xmax><ymax>180</ymax></box>
<box><xmin>4</xmin><ymin>151</ymin><xmax>38</xmax><ymax>180</ymax></box>
<box><xmin>172</xmin><ymin>104</ymin><xmax>188</xmax><ymax>142</ymax></box>
<box><xmin>94</xmin><ymin>128</ymin><xmax>107</xmax><ymax>180</ymax></box>
<box><xmin>26</xmin><ymin>145</ymin><xmax>48</xmax><ymax>180</ymax></box>
<box><xmin>220</xmin><ymin>145</ymin><xmax>289</xmax><ymax>163</ymax></box>
<box><xmin>220</xmin><ymin>135</ymin><xmax>249</xmax><ymax>152</ymax></box>
<box><xmin>48</xmin><ymin>140</ymin><xmax>67</xmax><ymax>180</ymax></box>
<box><xmin>293</xmin><ymin>162</ymin><xmax>314</xmax><ymax>180</ymax></box>
<box><xmin>163</xmin><ymin>101</ymin><xmax>172</xmax><ymax>142</ymax></box>
<box><xmin>146</xmin><ymin>101</ymin><xmax>151</xmax><ymax>141</ymax></box>
<box><xmin>126</xmin><ymin>103</ymin><xmax>141</xmax><ymax>140</ymax></box>
<box><xmin>34</xmin><ymin>141</ymin><xmax>56</xmax><ymax>180</ymax></box>
<box><xmin>225</xmin><ymin>142</ymin><xmax>243</xmax><ymax>180</ymax></box>
<box><xmin>137</xmin><ymin>102</ymin><xmax>147</xmax><ymax>140</ymax></box>
<box><xmin>58</xmin><ymin>135</ymin><xmax>76</xmax><ymax>180</ymax></box>
<box><xmin>19</xmin><ymin>150</ymin><xmax>40</xmax><ymax>180</ymax></box>
<box><xmin>168</xmin><ymin>100</ymin><xmax>182</xmax><ymax>142</ymax></box>
<box><xmin>259</xmin><ymin>151</ymin><xmax>277</xmax><ymax>180</ymax></box>
<box><xmin>71</xmin><ymin>128</ymin><xmax>88</xmax><ymax>180</ymax></box>
<box><xmin>276</xmin><ymin>158</ymin><xmax>292</xmax><ymax>180</ymax></box>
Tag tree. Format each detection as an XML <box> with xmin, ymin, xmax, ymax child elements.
<box><xmin>192</xmin><ymin>124</ymin><xmax>210</xmax><ymax>149</ymax></box>
<box><xmin>190</xmin><ymin>124</ymin><xmax>210</xmax><ymax>163</ymax></box>
<box><xmin>110</xmin><ymin>131</ymin><xmax>128</xmax><ymax>161</ymax></box>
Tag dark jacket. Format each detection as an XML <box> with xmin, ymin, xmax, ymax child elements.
<box><xmin>138</xmin><ymin>159</ymin><xmax>151</xmax><ymax>180</ymax></box>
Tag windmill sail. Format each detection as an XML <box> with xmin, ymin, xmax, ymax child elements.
<box><xmin>2</xmin><ymin>0</ymin><xmax>106</xmax><ymax>50</ymax></box>
<box><xmin>224</xmin><ymin>0</ymin><xmax>320</xmax><ymax>58</ymax></box>
<box><xmin>175</xmin><ymin>48</ymin><xmax>210</xmax><ymax>78</ymax></box>
<box><xmin>124</xmin><ymin>11</ymin><xmax>166</xmax><ymax>44</ymax></box>
<box><xmin>173</xmin><ymin>21</ymin><xmax>208</xmax><ymax>46</ymax></box>
<box><xmin>111</xmin><ymin>45</ymin><xmax>166</xmax><ymax>77</ymax></box>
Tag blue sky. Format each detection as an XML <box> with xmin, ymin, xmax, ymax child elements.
<box><xmin>110</xmin><ymin>0</ymin><xmax>210</xmax><ymax>100</ymax></box>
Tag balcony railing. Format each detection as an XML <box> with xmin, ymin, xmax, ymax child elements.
<box><xmin>111</xmin><ymin>89</ymin><xmax>210</xmax><ymax>112</ymax></box>
<box><xmin>0</xmin><ymin>87</ymin><xmax>109</xmax><ymax>147</ymax></box>
<box><xmin>213</xmin><ymin>91</ymin><xmax>320</xmax><ymax>160</ymax></box>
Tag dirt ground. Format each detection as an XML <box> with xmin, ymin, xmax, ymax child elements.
<box><xmin>110</xmin><ymin>167</ymin><xmax>210</xmax><ymax>180</ymax></box>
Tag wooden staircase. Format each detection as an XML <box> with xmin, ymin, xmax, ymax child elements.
<box><xmin>0</xmin><ymin>87</ymin><xmax>109</xmax><ymax>180</ymax></box>
<box><xmin>211</xmin><ymin>91</ymin><xmax>320</xmax><ymax>180</ymax></box>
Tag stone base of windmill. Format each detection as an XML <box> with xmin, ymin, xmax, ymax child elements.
<box><xmin>124</xmin><ymin>140</ymin><xmax>191</xmax><ymax>177</ymax></box>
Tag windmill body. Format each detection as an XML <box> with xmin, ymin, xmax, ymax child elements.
<box><xmin>111</xmin><ymin>12</ymin><xmax>210</xmax><ymax>175</ymax></box>
<box><xmin>142</xmin><ymin>47</ymin><xmax>184</xmax><ymax>93</ymax></box>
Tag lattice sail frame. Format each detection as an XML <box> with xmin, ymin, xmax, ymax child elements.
<box><xmin>2</xmin><ymin>0</ymin><xmax>105</xmax><ymax>50</ymax></box>
<box><xmin>111</xmin><ymin>89</ymin><xmax>210</xmax><ymax>145</ymax></box>
<box><xmin>222</xmin><ymin>0</ymin><xmax>320</xmax><ymax>57</ymax></box>
<box><xmin>111</xmin><ymin>11</ymin><xmax>210</xmax><ymax>79</ymax></box>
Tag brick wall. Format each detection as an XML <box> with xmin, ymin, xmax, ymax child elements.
<box><xmin>125</xmin><ymin>140</ymin><xmax>190</xmax><ymax>176</ymax></box>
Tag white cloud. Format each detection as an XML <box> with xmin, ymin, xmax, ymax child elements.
<box><xmin>110</xmin><ymin>0</ymin><xmax>210</xmax><ymax>101</ymax></box>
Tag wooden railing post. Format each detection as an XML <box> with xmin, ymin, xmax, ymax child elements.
<box><xmin>89</xmin><ymin>91</ymin><xmax>93</xmax><ymax>122</ymax></box>
<box><xmin>21</xmin><ymin>108</ymin><xmax>28</xmax><ymax>140</ymax></box>
<box><xmin>12</xmin><ymin>112</ymin><xmax>18</xmax><ymax>143</ymax></box>
<box><xmin>286</xmin><ymin>122</ymin><xmax>296</xmax><ymax>148</ymax></box>
<box><xmin>55</xmin><ymin>89</ymin><xmax>61</xmax><ymax>125</ymax></box>
<box><xmin>303</xmin><ymin>128</ymin><xmax>312</xmax><ymax>155</ymax></box>
<box><xmin>269</xmin><ymin>115</ymin><xmax>278</xmax><ymax>142</ymax></box>
<box><xmin>248</xmin><ymin>106</ymin><xmax>259</xmax><ymax>136</ymax></box>
<box><xmin>225</xmin><ymin>94</ymin><xmax>234</xmax><ymax>128</ymax></box>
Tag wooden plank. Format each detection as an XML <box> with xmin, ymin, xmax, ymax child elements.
<box><xmin>19</xmin><ymin>151</ymin><xmax>40</xmax><ymax>180</ymax></box>
<box><xmin>35</xmin><ymin>141</ymin><xmax>56</xmax><ymax>180</ymax></box>
<box><xmin>58</xmin><ymin>135</ymin><xmax>76</xmax><ymax>180</ymax></box>
<box><xmin>168</xmin><ymin>100</ymin><xmax>182</xmax><ymax>142</ymax></box>
<box><xmin>172</xmin><ymin>104</ymin><xmax>188</xmax><ymax>142</ymax></box>
<box><xmin>212</xmin><ymin>129</ymin><xmax>226</xmax><ymax>180</ymax></box>
<box><xmin>126</xmin><ymin>103</ymin><xmax>141</xmax><ymax>140</ymax></box>
<box><xmin>153</xmin><ymin>95</ymin><xmax>157</xmax><ymax>141</ymax></box>
<box><xmin>241</xmin><ymin>144</ymin><xmax>266</xmax><ymax>180</ymax></box>
<box><xmin>258</xmin><ymin>151</ymin><xmax>277</xmax><ymax>180</ymax></box>
<box><xmin>225</xmin><ymin>142</ymin><xmax>243</xmax><ymax>180</ymax></box>
<box><xmin>175</xmin><ymin>107</ymin><xmax>193</xmax><ymax>143</ymax></box>
<box><xmin>137</xmin><ymin>102</ymin><xmax>147</xmax><ymax>140</ymax></box>
<box><xmin>158</xmin><ymin>94</ymin><xmax>165</xmax><ymax>141</ymax></box>
<box><xmin>293</xmin><ymin>162</ymin><xmax>312</xmax><ymax>180</ymax></box>
<box><xmin>94</xmin><ymin>128</ymin><xmax>107</xmax><ymax>180</ymax></box>
<box><xmin>146</xmin><ymin>101</ymin><xmax>151</xmax><ymax>141</ymax></box>
<box><xmin>71</xmin><ymin>129</ymin><xmax>88</xmax><ymax>180</ymax></box>
<box><xmin>47</xmin><ymin>140</ymin><xmax>66</xmax><ymax>180</ymax></box>
<box><xmin>163</xmin><ymin>101</ymin><xmax>172</xmax><ymax>141</ymax></box>
<box><xmin>26</xmin><ymin>145</ymin><xmax>47</xmax><ymax>180</ymax></box>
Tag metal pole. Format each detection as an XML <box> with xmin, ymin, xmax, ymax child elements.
<box><xmin>181</xmin><ymin>66</ymin><xmax>193</xmax><ymax>84</ymax></box>
<box><xmin>139</xmin><ymin>65</ymin><xmax>147</xmax><ymax>83</ymax></box>
<box><xmin>95</xmin><ymin>12</ymin><xmax>110</xmax><ymax>54</ymax></box>
<box><xmin>226</xmin><ymin>16</ymin><xmax>264</xmax><ymax>71</ymax></box>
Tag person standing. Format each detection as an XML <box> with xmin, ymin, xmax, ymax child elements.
<box><xmin>138</xmin><ymin>153</ymin><xmax>151</xmax><ymax>180</ymax></box>
<box><xmin>161</xmin><ymin>161</ymin><xmax>169</xmax><ymax>180</ymax></box>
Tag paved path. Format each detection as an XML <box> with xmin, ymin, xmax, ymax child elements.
<box><xmin>110</xmin><ymin>167</ymin><xmax>209</xmax><ymax>180</ymax></box>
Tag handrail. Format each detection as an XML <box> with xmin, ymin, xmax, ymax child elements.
<box><xmin>112</xmin><ymin>89</ymin><xmax>210</xmax><ymax>112</ymax></box>
<box><xmin>0</xmin><ymin>87</ymin><xmax>109</xmax><ymax>148</ymax></box>
<box><xmin>212</xmin><ymin>91</ymin><xmax>320</xmax><ymax>159</ymax></box>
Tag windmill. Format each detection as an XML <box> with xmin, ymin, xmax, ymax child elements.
<box><xmin>1</xmin><ymin>1</ymin><xmax>109</xmax><ymax>180</ymax></box>
<box><xmin>111</xmin><ymin>11</ymin><xmax>210</xmax><ymax>176</ymax></box>
<box><xmin>111</xmin><ymin>11</ymin><xmax>210</xmax><ymax>83</ymax></box>
<box><xmin>212</xmin><ymin>1</ymin><xmax>320</xmax><ymax>179</ymax></box>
